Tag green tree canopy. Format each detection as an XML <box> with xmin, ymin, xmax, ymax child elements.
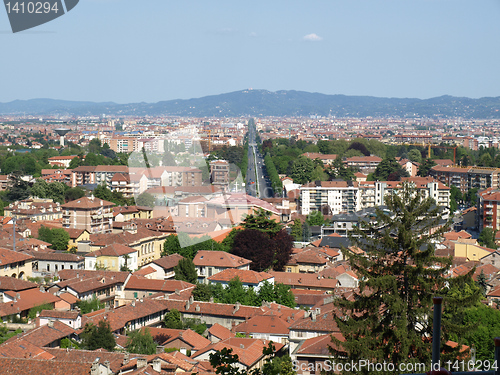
<box><xmin>242</xmin><ymin>208</ymin><xmax>281</xmax><ymax>236</ymax></box>
<box><xmin>136</xmin><ymin>192</ymin><xmax>155</xmax><ymax>207</ymax></box>
<box><xmin>174</xmin><ymin>257</ymin><xmax>198</xmax><ymax>284</ymax></box>
<box><xmin>478</xmin><ymin>227</ymin><xmax>497</xmax><ymax>249</ymax></box>
<box><xmin>80</xmin><ymin>320</ymin><xmax>116</xmax><ymax>351</ymax></box>
<box><xmin>126</xmin><ymin>328</ymin><xmax>156</xmax><ymax>355</ymax></box>
<box><xmin>417</xmin><ymin>158</ymin><xmax>437</xmax><ymax>177</ymax></box>
<box><xmin>372</xmin><ymin>156</ymin><xmax>409</xmax><ymax>181</ymax></box>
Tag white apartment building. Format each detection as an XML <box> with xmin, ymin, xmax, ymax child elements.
<box><xmin>300</xmin><ymin>177</ymin><xmax>450</xmax><ymax>216</ymax></box>
<box><xmin>300</xmin><ymin>180</ymin><xmax>361</xmax><ymax>215</ymax></box>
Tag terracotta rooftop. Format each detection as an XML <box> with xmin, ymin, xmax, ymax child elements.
<box><xmin>207</xmin><ymin>269</ymin><xmax>273</xmax><ymax>284</ymax></box>
<box><xmin>0</xmin><ymin>276</ymin><xmax>39</xmax><ymax>292</ymax></box>
<box><xmin>61</xmin><ymin>196</ymin><xmax>115</xmax><ymax>209</ymax></box>
<box><xmin>152</xmin><ymin>254</ymin><xmax>184</xmax><ymax>270</ymax></box>
<box><xmin>233</xmin><ymin>314</ymin><xmax>290</xmax><ymax>335</ymax></box>
<box><xmin>193</xmin><ymin>250</ymin><xmax>251</xmax><ymax>268</ymax></box>
<box><xmin>208</xmin><ymin>323</ymin><xmax>234</xmax><ymax>341</ymax></box>
<box><xmin>125</xmin><ymin>275</ymin><xmax>195</xmax><ymax>293</ymax></box>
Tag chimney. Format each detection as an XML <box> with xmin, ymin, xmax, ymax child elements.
<box><xmin>131</xmin><ymin>300</ymin><xmax>135</xmax><ymax>307</ymax></box>
<box><xmin>152</xmin><ymin>358</ymin><xmax>161</xmax><ymax>372</ymax></box>
<box><xmin>39</xmin><ymin>285</ymin><xmax>45</xmax><ymax>292</ymax></box>
<box><xmin>15</xmin><ymin>293</ymin><xmax>20</xmax><ymax>300</ymax></box>
<box><xmin>195</xmin><ymin>305</ymin><xmax>200</xmax><ymax>312</ymax></box>
<box><xmin>47</xmin><ymin>319</ymin><xmax>54</xmax><ymax>328</ymax></box>
<box><xmin>186</xmin><ymin>299</ymin><xmax>191</xmax><ymax>310</ymax></box>
<box><xmin>156</xmin><ymin>345</ymin><xmax>165</xmax><ymax>354</ymax></box>
<box><xmin>104</xmin><ymin>360</ymin><xmax>111</xmax><ymax>374</ymax></box>
<box><xmin>137</xmin><ymin>358</ymin><xmax>147</xmax><ymax>368</ymax></box>
<box><xmin>233</xmin><ymin>302</ymin><xmax>240</xmax><ymax>314</ymax></box>
<box><xmin>311</xmin><ymin>312</ymin><xmax>316</xmax><ymax>322</ymax></box>
<box><xmin>209</xmin><ymin>296</ymin><xmax>214</xmax><ymax>303</ymax></box>
<box><xmin>122</xmin><ymin>352</ymin><xmax>130</xmax><ymax>366</ymax></box>
<box><xmin>91</xmin><ymin>361</ymin><xmax>99</xmax><ymax>375</ymax></box>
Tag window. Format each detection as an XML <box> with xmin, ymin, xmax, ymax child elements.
<box><xmin>134</xmin><ymin>292</ymin><xmax>138</xmax><ymax>298</ymax></box>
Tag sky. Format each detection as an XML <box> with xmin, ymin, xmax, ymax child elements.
<box><xmin>1</xmin><ymin>0</ymin><xmax>499</xmax><ymax>103</ymax></box>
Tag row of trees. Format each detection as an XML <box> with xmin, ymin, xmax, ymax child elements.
<box><xmin>191</xmin><ymin>278</ymin><xmax>296</xmax><ymax>308</ymax></box>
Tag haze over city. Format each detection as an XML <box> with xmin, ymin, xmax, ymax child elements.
<box><xmin>1</xmin><ymin>0</ymin><xmax>500</xmax><ymax>103</ymax></box>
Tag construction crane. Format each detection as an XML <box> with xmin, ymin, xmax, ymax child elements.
<box><xmin>402</xmin><ymin>143</ymin><xmax>457</xmax><ymax>165</ymax></box>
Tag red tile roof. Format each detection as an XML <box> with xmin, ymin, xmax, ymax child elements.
<box><xmin>233</xmin><ymin>314</ymin><xmax>290</xmax><ymax>335</ymax></box>
<box><xmin>125</xmin><ymin>275</ymin><xmax>195</xmax><ymax>293</ymax></box>
<box><xmin>193</xmin><ymin>251</ymin><xmax>251</xmax><ymax>268</ymax></box>
<box><xmin>61</xmin><ymin>196</ymin><xmax>115</xmax><ymax>209</ymax></box>
<box><xmin>208</xmin><ymin>323</ymin><xmax>234</xmax><ymax>341</ymax></box>
<box><xmin>0</xmin><ymin>357</ymin><xmax>93</xmax><ymax>374</ymax></box>
<box><xmin>0</xmin><ymin>276</ymin><xmax>38</xmax><ymax>292</ymax></box>
<box><xmin>207</xmin><ymin>269</ymin><xmax>273</xmax><ymax>284</ymax></box>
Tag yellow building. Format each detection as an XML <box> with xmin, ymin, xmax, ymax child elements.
<box><xmin>65</xmin><ymin>228</ymin><xmax>91</xmax><ymax>251</ymax></box>
<box><xmin>455</xmin><ymin>241</ymin><xmax>494</xmax><ymax>261</ymax></box>
<box><xmin>89</xmin><ymin>227</ymin><xmax>169</xmax><ymax>268</ymax></box>
<box><xmin>84</xmin><ymin>243</ymin><xmax>138</xmax><ymax>272</ymax></box>
<box><xmin>113</xmin><ymin>205</ymin><xmax>153</xmax><ymax>222</ymax></box>
<box><xmin>0</xmin><ymin>247</ymin><xmax>33</xmax><ymax>279</ymax></box>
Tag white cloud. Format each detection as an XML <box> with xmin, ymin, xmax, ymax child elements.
<box><xmin>249</xmin><ymin>31</ymin><xmax>258</xmax><ymax>37</ymax></box>
<box><xmin>302</xmin><ymin>33</ymin><xmax>323</xmax><ymax>42</ymax></box>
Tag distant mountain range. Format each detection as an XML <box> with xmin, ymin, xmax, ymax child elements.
<box><xmin>1</xmin><ymin>90</ymin><xmax>500</xmax><ymax>118</ymax></box>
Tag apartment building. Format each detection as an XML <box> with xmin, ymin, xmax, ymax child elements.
<box><xmin>430</xmin><ymin>165</ymin><xmax>500</xmax><ymax>194</ymax></box>
<box><xmin>301</xmin><ymin>177</ymin><xmax>449</xmax><ymax>216</ymax></box>
<box><xmin>103</xmin><ymin>136</ymin><xmax>139</xmax><ymax>153</ymax></box>
<box><xmin>210</xmin><ymin>160</ymin><xmax>230</xmax><ymax>190</ymax></box>
<box><xmin>344</xmin><ymin>155</ymin><xmax>382</xmax><ymax>174</ymax></box>
<box><xmin>62</xmin><ymin>196</ymin><xmax>115</xmax><ymax>234</ymax></box>
<box><xmin>374</xmin><ymin>177</ymin><xmax>450</xmax><ymax>208</ymax></box>
<box><xmin>477</xmin><ymin>188</ymin><xmax>500</xmax><ymax>232</ymax></box>
<box><xmin>300</xmin><ymin>180</ymin><xmax>361</xmax><ymax>216</ymax></box>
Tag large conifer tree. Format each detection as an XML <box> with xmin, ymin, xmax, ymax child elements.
<box><xmin>330</xmin><ymin>182</ymin><xmax>480</xmax><ymax>374</ymax></box>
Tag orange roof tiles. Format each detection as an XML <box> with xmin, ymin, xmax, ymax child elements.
<box><xmin>193</xmin><ymin>250</ymin><xmax>251</xmax><ymax>268</ymax></box>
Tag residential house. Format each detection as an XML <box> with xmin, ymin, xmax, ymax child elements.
<box><xmin>81</xmin><ymin>298</ymin><xmax>169</xmax><ymax>334</ymax></box>
<box><xmin>4</xmin><ymin>198</ymin><xmax>63</xmax><ymax>221</ymax></box>
<box><xmin>38</xmin><ymin>309</ymin><xmax>82</xmax><ymax>330</ymax></box>
<box><xmin>284</xmin><ymin>248</ymin><xmax>329</xmax><ymax>273</ymax></box>
<box><xmin>145</xmin><ymin>327</ymin><xmax>211</xmax><ymax>355</ymax></box>
<box><xmin>207</xmin><ymin>269</ymin><xmax>274</xmax><ymax>292</ymax></box>
<box><xmin>146</xmin><ymin>254</ymin><xmax>184</xmax><ymax>279</ymax></box>
<box><xmin>30</xmin><ymin>251</ymin><xmax>84</xmax><ymax>276</ymax></box>
<box><xmin>113</xmin><ymin>205</ymin><xmax>153</xmax><ymax>222</ymax></box>
<box><xmin>232</xmin><ymin>314</ymin><xmax>290</xmax><ymax>345</ymax></box>
<box><xmin>192</xmin><ymin>337</ymin><xmax>284</xmax><ymax>373</ymax></box>
<box><xmin>54</xmin><ymin>269</ymin><xmax>130</xmax><ymax>308</ymax></box>
<box><xmin>0</xmin><ymin>247</ymin><xmax>33</xmax><ymax>279</ymax></box>
<box><xmin>84</xmin><ymin>243</ymin><xmax>138</xmax><ymax>272</ymax></box>
<box><xmin>89</xmin><ymin>227</ymin><xmax>169</xmax><ymax>267</ymax></box>
<box><xmin>291</xmin><ymin>333</ymin><xmax>344</xmax><ymax>375</ymax></box>
<box><xmin>0</xmin><ymin>287</ymin><xmax>61</xmax><ymax>320</ymax></box>
<box><xmin>122</xmin><ymin>275</ymin><xmax>194</xmax><ymax>302</ymax></box>
<box><xmin>48</xmin><ymin>155</ymin><xmax>78</xmax><ymax>168</ymax></box>
<box><xmin>193</xmin><ymin>250</ymin><xmax>252</xmax><ymax>284</ymax></box>
<box><xmin>269</xmin><ymin>271</ymin><xmax>338</xmax><ymax>292</ymax></box>
<box><xmin>288</xmin><ymin>303</ymin><xmax>340</xmax><ymax>353</ymax></box>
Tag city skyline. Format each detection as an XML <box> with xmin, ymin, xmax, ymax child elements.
<box><xmin>1</xmin><ymin>0</ymin><xmax>500</xmax><ymax>103</ymax></box>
